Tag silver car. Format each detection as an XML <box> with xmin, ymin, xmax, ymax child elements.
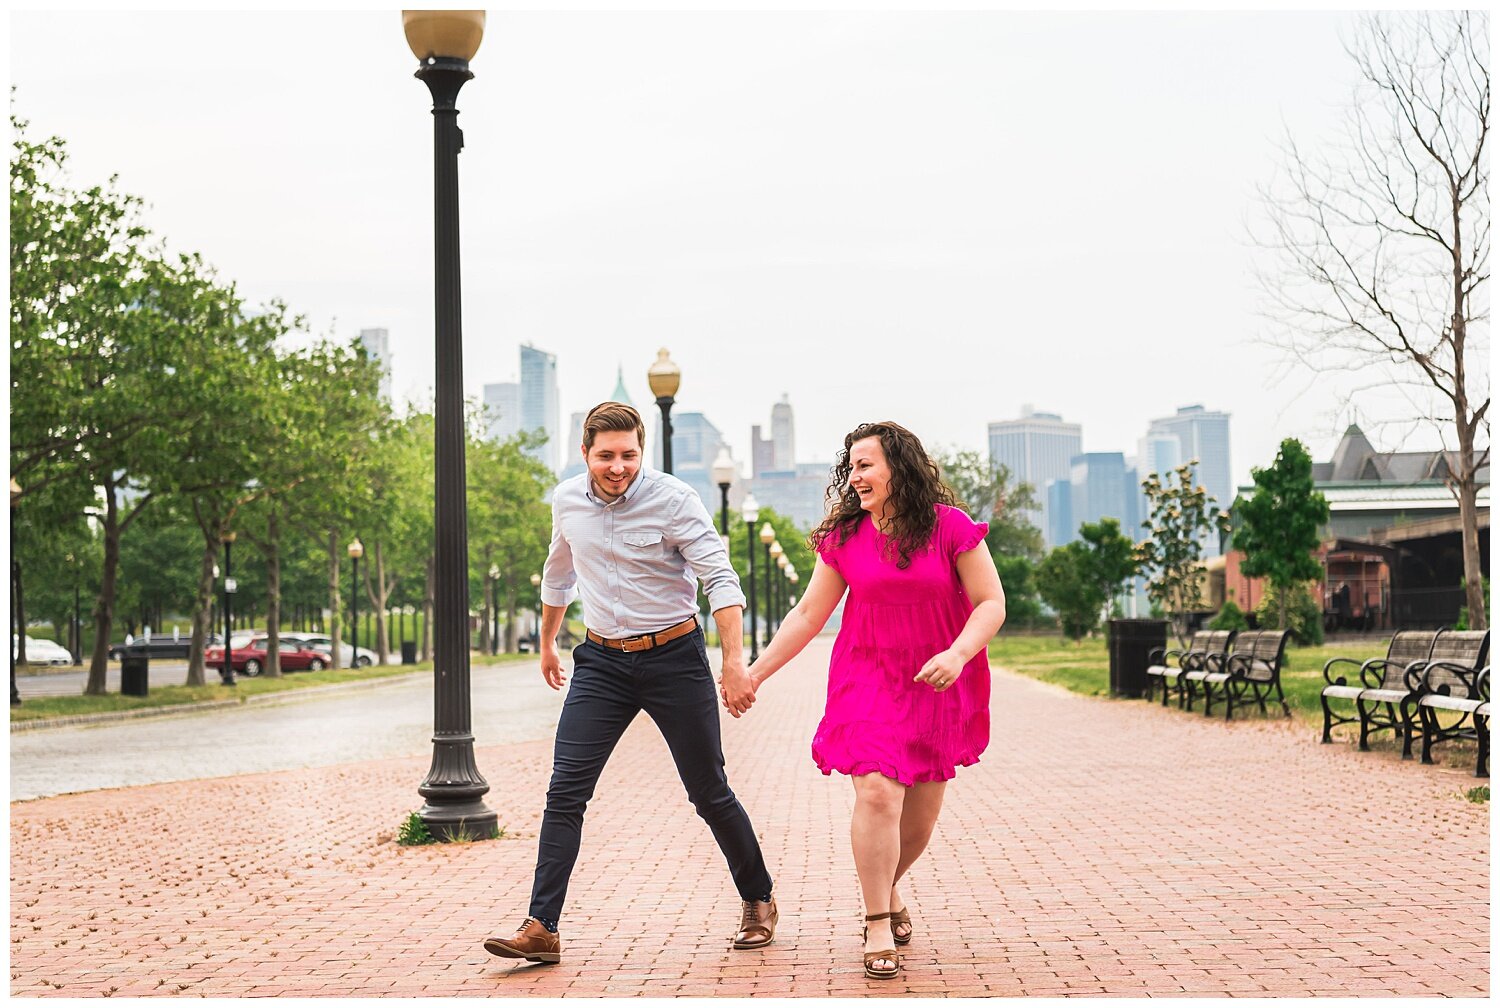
<box><xmin>284</xmin><ymin>634</ymin><xmax>376</xmax><ymax>668</ymax></box>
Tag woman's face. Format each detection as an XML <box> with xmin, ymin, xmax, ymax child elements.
<box><xmin>849</xmin><ymin>436</ymin><xmax>893</xmax><ymax>518</ymax></box>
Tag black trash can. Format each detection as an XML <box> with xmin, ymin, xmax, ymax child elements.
<box><xmin>401</xmin><ymin>641</ymin><xmax>418</xmax><ymax>665</ymax></box>
<box><xmin>120</xmin><ymin>652</ymin><xmax>149</xmax><ymax>697</ymax></box>
<box><xmin>1107</xmin><ymin>619</ymin><xmax>1168</xmax><ymax>698</ymax></box>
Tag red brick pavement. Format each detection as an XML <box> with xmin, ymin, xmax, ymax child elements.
<box><xmin>9</xmin><ymin>638</ymin><xmax>1489</xmax><ymax>997</ymax></box>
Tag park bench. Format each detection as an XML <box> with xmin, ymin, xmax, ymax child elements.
<box><xmin>1320</xmin><ymin>629</ymin><xmax>1440</xmax><ymax>745</ymax></box>
<box><xmin>1197</xmin><ymin>629</ymin><xmax>1292</xmax><ymax>720</ymax></box>
<box><xmin>1406</xmin><ymin>630</ymin><xmax>1490</xmax><ymax>771</ymax></box>
<box><xmin>1145</xmin><ymin>630</ymin><xmax>1235</xmax><ymax>707</ymax></box>
<box><xmin>1343</xmin><ymin>629</ymin><xmax>1489</xmax><ymax>757</ymax></box>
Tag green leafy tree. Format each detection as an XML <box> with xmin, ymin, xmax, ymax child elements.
<box><xmin>1136</xmin><ymin>461</ymin><xmax>1231</xmax><ymax>647</ymax></box>
<box><xmin>1035</xmin><ymin>543</ymin><xmax>1103</xmax><ymax>641</ymax></box>
<box><xmin>934</xmin><ymin>448</ymin><xmax>1045</xmax><ymax>627</ymax></box>
<box><xmin>1231</xmin><ymin>438</ymin><xmax>1330</xmax><ymax>634</ymax></box>
<box><xmin>1078</xmin><ymin>517</ymin><xmax>1140</xmax><ymax>619</ymax></box>
<box><xmin>1254</xmin><ymin>584</ymin><xmax>1324</xmax><ymax>646</ymax></box>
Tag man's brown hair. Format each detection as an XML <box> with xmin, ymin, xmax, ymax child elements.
<box><xmin>582</xmin><ymin>401</ymin><xmax>646</xmax><ymax>451</ymax></box>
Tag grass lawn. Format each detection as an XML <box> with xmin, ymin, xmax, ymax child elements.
<box><xmin>988</xmin><ymin>633</ymin><xmax>1394</xmax><ymax>722</ymax></box>
<box><xmin>11</xmin><ymin>652</ymin><xmax>534</xmax><ymax>723</ymax></box>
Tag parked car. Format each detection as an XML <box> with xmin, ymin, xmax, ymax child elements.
<box><xmin>287</xmin><ymin>634</ymin><xmax>375</xmax><ymax>668</ymax></box>
<box><xmin>108</xmin><ymin>633</ymin><xmax>223</xmax><ymax>660</ymax></box>
<box><xmin>204</xmin><ymin>636</ymin><xmax>330</xmax><ymax>677</ymax></box>
<box><xmin>12</xmin><ymin>635</ymin><xmax>73</xmax><ymax>666</ymax></box>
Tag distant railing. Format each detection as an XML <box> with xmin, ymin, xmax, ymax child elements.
<box><xmin>1391</xmin><ymin>586</ymin><xmax>1466</xmax><ymax>629</ymax></box>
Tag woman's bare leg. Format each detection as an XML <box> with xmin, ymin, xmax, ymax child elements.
<box><xmin>889</xmin><ymin>780</ymin><xmax>947</xmax><ymax>941</ymax></box>
<box><xmin>850</xmin><ymin>772</ymin><xmax>906</xmax><ymax>971</ymax></box>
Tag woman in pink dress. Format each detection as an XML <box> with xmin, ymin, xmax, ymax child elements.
<box><xmin>744</xmin><ymin>421</ymin><xmax>1006</xmax><ymax>979</ymax></box>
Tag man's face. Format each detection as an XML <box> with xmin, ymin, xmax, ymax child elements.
<box><xmin>584</xmin><ymin>429</ymin><xmax>643</xmax><ymax>501</ymax></box>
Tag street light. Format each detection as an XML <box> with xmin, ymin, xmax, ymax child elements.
<box><xmin>220</xmin><ymin>531</ymin><xmax>238</xmax><ymax>686</ymax></box>
<box><xmin>65</xmin><ymin>552</ymin><xmax>80</xmax><ymax>665</ymax></box>
<box><xmin>529</xmin><ymin>572</ymin><xmax>542</xmax><ymax>653</ymax></box>
<box><xmin>742</xmin><ymin>493</ymin><xmax>760</xmax><ymax>661</ymax></box>
<box><xmin>348</xmin><ymin>538</ymin><xmax>363</xmax><ymax>671</ymax></box>
<box><xmin>488</xmin><ymin>564</ymin><xmax>501</xmax><ymax>656</ymax></box>
<box><xmin>711</xmin><ymin>446</ymin><xmax>735</xmax><ymax>539</ymax></box>
<box><xmin>780</xmin><ymin>552</ymin><xmax>792</xmax><ymax>630</ymax></box>
<box><xmin>404</xmin><ymin>9</ymin><xmax>497</xmax><ymax>841</ymax></box>
<box><xmin>10</xmin><ymin>478</ymin><xmax>21</xmax><ymax>706</ymax></box>
<box><xmin>760</xmin><ymin>525</ymin><xmax>776</xmax><ymax>647</ymax></box>
<box><xmin>646</xmin><ymin>347</ymin><xmax>681</xmax><ymax>474</ymax></box>
<box><xmin>788</xmin><ymin>566</ymin><xmax>800</xmax><ymax>609</ymax></box>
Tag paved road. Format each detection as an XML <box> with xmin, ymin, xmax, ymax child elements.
<box><xmin>16</xmin><ymin>662</ymin><xmax>185</xmax><ymax>698</ymax></box>
<box><xmin>10</xmin><ymin>659</ymin><xmax>570</xmax><ymax>801</ymax></box>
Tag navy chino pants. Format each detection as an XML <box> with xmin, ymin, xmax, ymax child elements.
<box><xmin>528</xmin><ymin>627</ymin><xmax>773</xmax><ymax>922</ymax></box>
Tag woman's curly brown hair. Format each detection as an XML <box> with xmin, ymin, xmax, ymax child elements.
<box><xmin>810</xmin><ymin>421</ymin><xmax>959</xmax><ymax>570</ymax></box>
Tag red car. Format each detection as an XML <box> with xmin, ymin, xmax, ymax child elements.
<box><xmin>204</xmin><ymin>636</ymin><xmax>329</xmax><ymax>677</ymax></box>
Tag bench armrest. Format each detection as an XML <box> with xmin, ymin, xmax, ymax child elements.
<box><xmin>1358</xmin><ymin>657</ymin><xmax>1402</xmax><ymax>690</ymax></box>
<box><xmin>1323</xmin><ymin>656</ymin><xmax>1362</xmax><ymax>686</ymax></box>
<box><xmin>1414</xmin><ymin>660</ymin><xmax>1482</xmax><ymax>696</ymax></box>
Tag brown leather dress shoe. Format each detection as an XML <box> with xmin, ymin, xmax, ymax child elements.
<box><xmin>483</xmin><ymin>917</ymin><xmax>561</xmax><ymax>963</ymax></box>
<box><xmin>732</xmin><ymin>897</ymin><xmax>778</xmax><ymax>949</ymax></box>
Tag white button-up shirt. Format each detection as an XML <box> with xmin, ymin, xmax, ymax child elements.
<box><xmin>540</xmin><ymin>467</ymin><xmax>746</xmax><ymax>638</ymax></box>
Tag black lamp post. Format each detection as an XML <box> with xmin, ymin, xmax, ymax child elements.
<box><xmin>488</xmin><ymin>564</ymin><xmax>500</xmax><ymax>656</ymax></box>
<box><xmin>218</xmin><ymin>531</ymin><xmax>237</xmax><ymax>686</ymax></box>
<box><xmin>529</xmin><ymin>572</ymin><xmax>542</xmax><ymax>652</ymax></box>
<box><xmin>773</xmin><ymin>550</ymin><xmax>787</xmax><ymax>634</ymax></box>
<box><xmin>711</xmin><ymin>446</ymin><xmax>735</xmax><ymax>538</ymax></box>
<box><xmin>348</xmin><ymin>538</ymin><xmax>363</xmax><ymax>670</ymax></box>
<box><xmin>65</xmin><ymin>552</ymin><xmax>79</xmax><ymax>665</ymax></box>
<box><xmin>742</xmin><ymin>494</ymin><xmax>760</xmax><ymax>661</ymax></box>
<box><xmin>405</xmin><ymin>8</ymin><xmax>497</xmax><ymax>841</ymax></box>
<box><xmin>760</xmin><ymin>525</ymin><xmax>776</xmax><ymax>647</ymax></box>
<box><xmin>647</xmin><ymin>348</ymin><xmax>681</xmax><ymax>474</ymax></box>
<box><xmin>11</xmin><ymin>478</ymin><xmax>21</xmax><ymax>706</ymax></box>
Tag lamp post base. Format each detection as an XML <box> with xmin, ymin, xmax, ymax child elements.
<box><xmin>418</xmin><ymin>733</ymin><xmax>498</xmax><ymax>841</ymax></box>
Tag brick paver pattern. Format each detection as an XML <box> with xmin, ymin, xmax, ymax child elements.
<box><xmin>10</xmin><ymin>638</ymin><xmax>1489</xmax><ymax>997</ymax></box>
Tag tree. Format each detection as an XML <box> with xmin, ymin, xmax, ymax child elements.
<box><xmin>1035</xmin><ymin>544</ymin><xmax>1102</xmax><ymax>641</ymax></box>
<box><xmin>1232</xmin><ymin>438</ymin><xmax>1330</xmax><ymax>633</ymax></box>
<box><xmin>1077</xmin><ymin>517</ymin><xmax>1140</xmax><ymax>619</ymax></box>
<box><xmin>1136</xmin><ymin>462</ymin><xmax>1231</xmax><ymax>647</ymax></box>
<box><xmin>935</xmin><ymin>448</ymin><xmax>1045</xmax><ymax>627</ymax></box>
<box><xmin>1257</xmin><ymin>11</ymin><xmax>1489</xmax><ymax>629</ymax></box>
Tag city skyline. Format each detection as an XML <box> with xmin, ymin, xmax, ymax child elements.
<box><xmin>9</xmin><ymin>10</ymin><xmax>1482</xmax><ymax>491</ymax></box>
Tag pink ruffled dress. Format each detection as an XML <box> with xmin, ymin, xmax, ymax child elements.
<box><xmin>811</xmin><ymin>504</ymin><xmax>991</xmax><ymax>785</ymax></box>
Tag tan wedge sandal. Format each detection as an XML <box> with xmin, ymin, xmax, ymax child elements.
<box><xmin>890</xmin><ymin>906</ymin><xmax>913</xmax><ymax>946</ymax></box>
<box><xmin>862</xmin><ymin>912</ymin><xmax>900</xmax><ymax>980</ymax></box>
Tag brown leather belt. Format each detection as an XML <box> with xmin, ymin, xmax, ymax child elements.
<box><xmin>586</xmin><ymin>617</ymin><xmax>699</xmax><ymax>653</ymax></box>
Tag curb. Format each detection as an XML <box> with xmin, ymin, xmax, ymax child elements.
<box><xmin>10</xmin><ymin>657</ymin><xmax>534</xmax><ymax>734</ymax></box>
<box><xmin>9</xmin><ymin>669</ymin><xmax>436</xmax><ymax>734</ymax></box>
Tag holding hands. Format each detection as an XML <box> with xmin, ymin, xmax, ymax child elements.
<box><xmin>719</xmin><ymin>659</ymin><xmax>757</xmax><ymax>718</ymax></box>
<box><xmin>914</xmin><ymin>649</ymin><xmax>965</xmax><ymax>693</ymax></box>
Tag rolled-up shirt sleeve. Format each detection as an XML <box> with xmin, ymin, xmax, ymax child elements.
<box><xmin>540</xmin><ymin>497</ymin><xmax>579</xmax><ymax>608</ymax></box>
<box><xmin>671</xmin><ymin>489</ymin><xmax>747</xmax><ymax>613</ymax></box>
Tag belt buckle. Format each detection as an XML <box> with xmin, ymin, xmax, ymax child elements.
<box><xmin>620</xmin><ymin>636</ymin><xmax>650</xmax><ymax>653</ymax></box>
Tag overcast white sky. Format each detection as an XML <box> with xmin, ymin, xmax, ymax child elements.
<box><xmin>9</xmin><ymin>7</ymin><xmax>1475</xmax><ymax>489</ymax></box>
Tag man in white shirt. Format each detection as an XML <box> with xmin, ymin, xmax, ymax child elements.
<box><xmin>484</xmin><ymin>402</ymin><xmax>776</xmax><ymax>964</ymax></box>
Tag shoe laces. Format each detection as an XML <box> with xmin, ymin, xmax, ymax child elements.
<box><xmin>739</xmin><ymin>899</ymin><xmax>762</xmax><ymax>930</ymax></box>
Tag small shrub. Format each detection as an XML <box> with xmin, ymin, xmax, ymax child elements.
<box><xmin>1255</xmin><ymin>583</ymin><xmax>1324</xmax><ymax>646</ymax></box>
<box><xmin>396</xmin><ymin>812</ymin><xmax>436</xmax><ymax>846</ymax></box>
<box><xmin>1465</xmin><ymin>785</ymin><xmax>1488</xmax><ymax>804</ymax></box>
<box><xmin>1208</xmin><ymin>600</ymin><xmax>1249</xmax><ymax>632</ymax></box>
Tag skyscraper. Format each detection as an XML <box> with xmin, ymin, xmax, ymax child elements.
<box><xmin>358</xmin><ymin>328</ymin><xmax>392</xmax><ymax>401</ymax></box>
<box><xmin>483</xmin><ymin>381</ymin><xmax>521</xmax><ymax>443</ymax></box>
<box><xmin>519</xmin><ymin>343</ymin><xmax>561</xmax><ymax>473</ymax></box>
<box><xmin>988</xmin><ymin>405</ymin><xmax>1082</xmax><ymax>548</ymax></box>
<box><xmin>771</xmin><ymin>394</ymin><xmax>795</xmax><ymax>472</ymax></box>
<box><xmin>1144</xmin><ymin>405</ymin><xmax>1232</xmax><ymax>556</ymax></box>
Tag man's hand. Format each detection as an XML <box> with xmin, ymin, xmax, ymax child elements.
<box><xmin>540</xmin><ymin>646</ymin><xmax>567</xmax><ymax>690</ymax></box>
<box><xmin>719</xmin><ymin>658</ymin><xmax>756</xmax><ymax>718</ymax></box>
<box><xmin>914</xmin><ymin>649</ymin><xmax>965</xmax><ymax>693</ymax></box>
